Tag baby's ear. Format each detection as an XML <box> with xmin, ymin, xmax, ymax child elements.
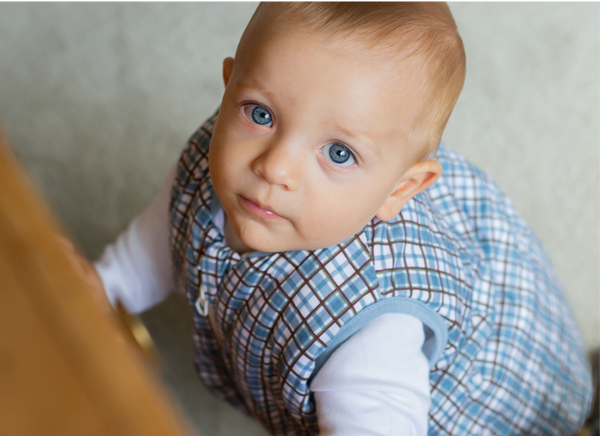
<box><xmin>222</xmin><ymin>57</ymin><xmax>234</xmax><ymax>88</ymax></box>
<box><xmin>376</xmin><ymin>160</ymin><xmax>442</xmax><ymax>221</ymax></box>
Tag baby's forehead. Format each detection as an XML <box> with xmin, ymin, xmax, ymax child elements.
<box><xmin>239</xmin><ymin>13</ymin><xmax>434</xmax><ymax>104</ymax></box>
<box><xmin>242</xmin><ymin>18</ymin><xmax>426</xmax><ymax>83</ymax></box>
<box><xmin>247</xmin><ymin>14</ymin><xmax>421</xmax><ymax>63</ymax></box>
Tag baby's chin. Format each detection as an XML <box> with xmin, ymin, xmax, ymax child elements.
<box><xmin>237</xmin><ymin>230</ymin><xmax>346</xmax><ymax>254</ymax></box>
<box><xmin>230</xmin><ymin>216</ymin><xmax>359</xmax><ymax>254</ymax></box>
<box><xmin>238</xmin><ymin>237</ymin><xmax>309</xmax><ymax>254</ymax></box>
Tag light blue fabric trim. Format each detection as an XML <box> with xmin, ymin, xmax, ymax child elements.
<box><xmin>311</xmin><ymin>297</ymin><xmax>449</xmax><ymax>384</ymax></box>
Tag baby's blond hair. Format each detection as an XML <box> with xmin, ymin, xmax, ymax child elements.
<box><xmin>240</xmin><ymin>2</ymin><xmax>466</xmax><ymax>162</ymax></box>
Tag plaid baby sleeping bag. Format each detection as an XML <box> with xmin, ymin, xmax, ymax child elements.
<box><xmin>169</xmin><ymin>111</ymin><xmax>592</xmax><ymax>436</ymax></box>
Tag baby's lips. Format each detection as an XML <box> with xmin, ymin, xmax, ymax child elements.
<box><xmin>239</xmin><ymin>195</ymin><xmax>286</xmax><ymax>220</ymax></box>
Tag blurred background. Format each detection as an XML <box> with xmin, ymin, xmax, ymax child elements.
<box><xmin>0</xmin><ymin>3</ymin><xmax>597</xmax><ymax>436</ymax></box>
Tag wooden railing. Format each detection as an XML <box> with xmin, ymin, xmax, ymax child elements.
<box><xmin>0</xmin><ymin>130</ymin><xmax>197</xmax><ymax>436</ymax></box>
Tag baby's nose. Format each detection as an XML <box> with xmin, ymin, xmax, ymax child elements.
<box><xmin>252</xmin><ymin>143</ymin><xmax>302</xmax><ymax>191</ymax></box>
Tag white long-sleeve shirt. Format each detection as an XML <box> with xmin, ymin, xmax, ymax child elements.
<box><xmin>94</xmin><ymin>164</ymin><xmax>431</xmax><ymax>436</ymax></box>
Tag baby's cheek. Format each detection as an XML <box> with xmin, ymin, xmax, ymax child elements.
<box><xmin>300</xmin><ymin>216</ymin><xmax>353</xmax><ymax>249</ymax></box>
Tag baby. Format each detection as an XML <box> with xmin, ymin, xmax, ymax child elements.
<box><xmin>82</xmin><ymin>3</ymin><xmax>592</xmax><ymax>436</ymax></box>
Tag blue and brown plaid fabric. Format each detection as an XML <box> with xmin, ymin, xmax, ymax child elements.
<box><xmin>170</xmin><ymin>111</ymin><xmax>593</xmax><ymax>436</ymax></box>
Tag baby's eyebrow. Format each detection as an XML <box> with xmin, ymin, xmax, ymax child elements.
<box><xmin>333</xmin><ymin>123</ymin><xmax>379</xmax><ymax>157</ymax></box>
<box><xmin>235</xmin><ymin>78</ymin><xmax>275</xmax><ymax>99</ymax></box>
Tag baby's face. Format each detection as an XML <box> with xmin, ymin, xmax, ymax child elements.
<box><xmin>209</xmin><ymin>26</ymin><xmax>432</xmax><ymax>253</ymax></box>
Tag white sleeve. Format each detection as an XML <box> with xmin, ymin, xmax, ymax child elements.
<box><xmin>311</xmin><ymin>313</ymin><xmax>431</xmax><ymax>436</ymax></box>
<box><xmin>93</xmin><ymin>164</ymin><xmax>177</xmax><ymax>314</ymax></box>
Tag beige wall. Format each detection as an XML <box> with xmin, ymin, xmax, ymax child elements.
<box><xmin>0</xmin><ymin>3</ymin><xmax>597</xmax><ymax>434</ymax></box>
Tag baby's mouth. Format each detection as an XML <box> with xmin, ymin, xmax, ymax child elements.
<box><xmin>239</xmin><ymin>195</ymin><xmax>286</xmax><ymax>220</ymax></box>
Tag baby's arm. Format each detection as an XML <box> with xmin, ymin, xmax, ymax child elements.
<box><xmin>312</xmin><ymin>313</ymin><xmax>430</xmax><ymax>436</ymax></box>
<box><xmin>94</xmin><ymin>164</ymin><xmax>177</xmax><ymax>314</ymax></box>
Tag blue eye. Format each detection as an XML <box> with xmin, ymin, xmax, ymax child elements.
<box><xmin>243</xmin><ymin>105</ymin><xmax>273</xmax><ymax>127</ymax></box>
<box><xmin>322</xmin><ymin>143</ymin><xmax>356</xmax><ymax>166</ymax></box>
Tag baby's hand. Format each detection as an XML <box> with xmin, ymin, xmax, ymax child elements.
<box><xmin>56</xmin><ymin>236</ymin><xmax>112</xmax><ymax>313</ymax></box>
